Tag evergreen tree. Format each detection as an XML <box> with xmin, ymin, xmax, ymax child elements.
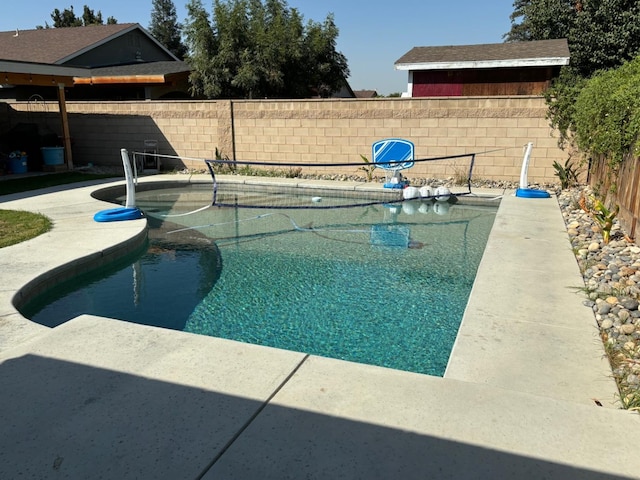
<box><xmin>505</xmin><ymin>0</ymin><xmax>640</xmax><ymax>78</ymax></box>
<box><xmin>504</xmin><ymin>0</ymin><xmax>575</xmax><ymax>42</ymax></box>
<box><xmin>505</xmin><ymin>0</ymin><xmax>640</xmax><ymax>145</ymax></box>
<box><xmin>184</xmin><ymin>0</ymin><xmax>219</xmax><ymax>98</ymax></box>
<box><xmin>149</xmin><ymin>0</ymin><xmax>187</xmax><ymax>60</ymax></box>
<box><xmin>569</xmin><ymin>0</ymin><xmax>640</xmax><ymax>77</ymax></box>
<box><xmin>47</xmin><ymin>5</ymin><xmax>117</xmax><ymax>28</ymax></box>
<box><xmin>183</xmin><ymin>0</ymin><xmax>349</xmax><ymax>99</ymax></box>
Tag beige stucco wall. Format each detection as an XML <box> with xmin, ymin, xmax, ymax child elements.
<box><xmin>5</xmin><ymin>96</ymin><xmax>565</xmax><ymax>183</ymax></box>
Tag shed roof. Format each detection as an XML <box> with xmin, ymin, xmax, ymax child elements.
<box><xmin>395</xmin><ymin>39</ymin><xmax>570</xmax><ymax>71</ymax></box>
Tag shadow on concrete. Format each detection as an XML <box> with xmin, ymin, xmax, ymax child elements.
<box><xmin>0</xmin><ymin>354</ymin><xmax>631</xmax><ymax>480</ymax></box>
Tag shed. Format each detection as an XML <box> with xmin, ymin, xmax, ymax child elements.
<box><xmin>394</xmin><ymin>39</ymin><xmax>570</xmax><ymax>97</ymax></box>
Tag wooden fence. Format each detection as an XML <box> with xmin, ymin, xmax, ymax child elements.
<box><xmin>589</xmin><ymin>154</ymin><xmax>640</xmax><ymax>239</ymax></box>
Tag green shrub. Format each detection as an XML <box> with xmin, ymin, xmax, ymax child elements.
<box><xmin>573</xmin><ymin>56</ymin><xmax>640</xmax><ymax>170</ymax></box>
<box><xmin>553</xmin><ymin>158</ymin><xmax>580</xmax><ymax>189</ymax></box>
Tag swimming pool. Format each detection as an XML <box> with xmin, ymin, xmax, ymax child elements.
<box><xmin>23</xmin><ymin>183</ymin><xmax>497</xmax><ymax>376</ymax></box>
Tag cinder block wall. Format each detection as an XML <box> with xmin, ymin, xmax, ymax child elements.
<box><xmin>6</xmin><ymin>96</ymin><xmax>565</xmax><ymax>183</ymax></box>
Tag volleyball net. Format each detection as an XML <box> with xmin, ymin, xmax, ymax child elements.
<box><xmin>200</xmin><ymin>152</ymin><xmax>479</xmax><ymax>209</ymax></box>
<box><xmin>129</xmin><ymin>144</ymin><xmax>502</xmax><ymax>209</ymax></box>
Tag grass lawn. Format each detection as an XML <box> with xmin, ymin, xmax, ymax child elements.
<box><xmin>0</xmin><ymin>171</ymin><xmax>117</xmax><ymax>247</ymax></box>
<box><xmin>0</xmin><ymin>172</ymin><xmax>116</xmax><ymax>196</ymax></box>
<box><xmin>0</xmin><ymin>209</ymin><xmax>52</xmax><ymax>248</ymax></box>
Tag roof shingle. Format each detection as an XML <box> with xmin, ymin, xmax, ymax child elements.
<box><xmin>0</xmin><ymin>23</ymin><xmax>136</xmax><ymax>64</ymax></box>
<box><xmin>395</xmin><ymin>39</ymin><xmax>570</xmax><ymax>66</ymax></box>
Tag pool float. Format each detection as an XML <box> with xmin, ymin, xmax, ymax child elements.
<box><xmin>94</xmin><ymin>207</ymin><xmax>143</xmax><ymax>222</ymax></box>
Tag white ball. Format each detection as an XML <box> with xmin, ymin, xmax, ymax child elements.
<box><xmin>435</xmin><ymin>186</ymin><xmax>451</xmax><ymax>202</ymax></box>
<box><xmin>402</xmin><ymin>186</ymin><xmax>420</xmax><ymax>200</ymax></box>
<box><xmin>419</xmin><ymin>185</ymin><xmax>433</xmax><ymax>198</ymax></box>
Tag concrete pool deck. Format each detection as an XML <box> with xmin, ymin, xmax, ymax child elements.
<box><xmin>1</xmin><ymin>174</ymin><xmax>639</xmax><ymax>479</ymax></box>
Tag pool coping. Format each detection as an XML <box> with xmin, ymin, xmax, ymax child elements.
<box><xmin>1</xmin><ymin>174</ymin><xmax>639</xmax><ymax>479</ymax></box>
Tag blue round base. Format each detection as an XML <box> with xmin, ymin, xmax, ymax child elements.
<box><xmin>94</xmin><ymin>207</ymin><xmax>143</xmax><ymax>222</ymax></box>
<box><xmin>515</xmin><ymin>188</ymin><xmax>551</xmax><ymax>199</ymax></box>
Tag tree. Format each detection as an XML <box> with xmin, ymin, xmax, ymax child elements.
<box><xmin>149</xmin><ymin>0</ymin><xmax>187</xmax><ymax>60</ymax></box>
<box><xmin>41</xmin><ymin>5</ymin><xmax>117</xmax><ymax>28</ymax></box>
<box><xmin>505</xmin><ymin>0</ymin><xmax>640</xmax><ymax>78</ymax></box>
<box><xmin>506</xmin><ymin>0</ymin><xmax>640</xmax><ymax>146</ymax></box>
<box><xmin>569</xmin><ymin>0</ymin><xmax>640</xmax><ymax>77</ymax></box>
<box><xmin>183</xmin><ymin>0</ymin><xmax>349</xmax><ymax>99</ymax></box>
<box><xmin>184</xmin><ymin>0</ymin><xmax>219</xmax><ymax>98</ymax></box>
<box><xmin>504</xmin><ymin>0</ymin><xmax>575</xmax><ymax>42</ymax></box>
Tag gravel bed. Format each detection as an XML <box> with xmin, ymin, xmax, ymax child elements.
<box><xmin>559</xmin><ymin>186</ymin><xmax>640</xmax><ymax>411</ymax></box>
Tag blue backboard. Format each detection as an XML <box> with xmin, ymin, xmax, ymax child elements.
<box><xmin>372</xmin><ymin>138</ymin><xmax>415</xmax><ymax>171</ymax></box>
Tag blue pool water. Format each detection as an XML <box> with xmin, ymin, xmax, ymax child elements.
<box><xmin>24</xmin><ymin>184</ymin><xmax>497</xmax><ymax>376</ymax></box>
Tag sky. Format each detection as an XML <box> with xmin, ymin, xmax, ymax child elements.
<box><xmin>1</xmin><ymin>0</ymin><xmax>516</xmax><ymax>95</ymax></box>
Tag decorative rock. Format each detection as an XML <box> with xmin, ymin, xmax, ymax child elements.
<box><xmin>588</xmin><ymin>242</ymin><xmax>601</xmax><ymax>252</ymax></box>
<box><xmin>558</xmin><ymin>186</ymin><xmax>640</xmax><ymax>408</ymax></box>
<box><xmin>601</xmin><ymin>319</ymin><xmax>614</xmax><ymax>329</ymax></box>
<box><xmin>568</xmin><ymin>221</ymin><xmax>581</xmax><ymax>229</ymax></box>
<box><xmin>621</xmin><ymin>324</ymin><xmax>636</xmax><ymax>335</ymax></box>
<box><xmin>598</xmin><ymin>304</ymin><xmax>611</xmax><ymax>315</ymax></box>
<box><xmin>627</xmin><ymin>373</ymin><xmax>640</xmax><ymax>386</ymax></box>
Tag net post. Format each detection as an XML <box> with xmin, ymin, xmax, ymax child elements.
<box><xmin>205</xmin><ymin>160</ymin><xmax>218</xmax><ymax>206</ymax></box>
<box><xmin>467</xmin><ymin>153</ymin><xmax>476</xmax><ymax>193</ymax></box>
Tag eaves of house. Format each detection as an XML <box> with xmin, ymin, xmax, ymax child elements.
<box><xmin>0</xmin><ymin>23</ymin><xmax>188</xmax><ymax>89</ymax></box>
<box><xmin>394</xmin><ymin>39</ymin><xmax>570</xmax><ymax>71</ymax></box>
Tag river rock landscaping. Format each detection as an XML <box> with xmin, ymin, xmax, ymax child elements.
<box><xmin>559</xmin><ymin>186</ymin><xmax>640</xmax><ymax>411</ymax></box>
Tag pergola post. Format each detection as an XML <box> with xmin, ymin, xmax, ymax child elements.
<box><xmin>57</xmin><ymin>83</ymin><xmax>73</xmax><ymax>170</ymax></box>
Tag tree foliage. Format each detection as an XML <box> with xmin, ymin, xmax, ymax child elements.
<box><xmin>507</xmin><ymin>0</ymin><xmax>640</xmax><ymax>150</ymax></box>
<box><xmin>505</xmin><ymin>0</ymin><xmax>575</xmax><ymax>42</ymax></box>
<box><xmin>149</xmin><ymin>0</ymin><xmax>187</xmax><ymax>59</ymax></box>
<box><xmin>183</xmin><ymin>0</ymin><xmax>349</xmax><ymax>99</ymax></box>
<box><xmin>569</xmin><ymin>0</ymin><xmax>640</xmax><ymax>78</ymax></box>
<box><xmin>41</xmin><ymin>5</ymin><xmax>117</xmax><ymax>28</ymax></box>
<box><xmin>505</xmin><ymin>0</ymin><xmax>640</xmax><ymax>78</ymax></box>
<box><xmin>573</xmin><ymin>56</ymin><xmax>640</xmax><ymax>168</ymax></box>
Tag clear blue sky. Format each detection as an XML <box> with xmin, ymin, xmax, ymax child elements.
<box><xmin>1</xmin><ymin>0</ymin><xmax>516</xmax><ymax>95</ymax></box>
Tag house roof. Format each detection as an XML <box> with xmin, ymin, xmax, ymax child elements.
<box><xmin>354</xmin><ymin>90</ymin><xmax>378</xmax><ymax>98</ymax></box>
<box><xmin>0</xmin><ymin>23</ymin><xmax>179</xmax><ymax>65</ymax></box>
<box><xmin>395</xmin><ymin>39</ymin><xmax>570</xmax><ymax>71</ymax></box>
<box><xmin>0</xmin><ymin>24</ymin><xmax>136</xmax><ymax>64</ymax></box>
<box><xmin>0</xmin><ymin>23</ymin><xmax>187</xmax><ymax>88</ymax></box>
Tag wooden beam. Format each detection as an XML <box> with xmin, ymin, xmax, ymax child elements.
<box><xmin>73</xmin><ymin>75</ymin><xmax>167</xmax><ymax>85</ymax></box>
<box><xmin>57</xmin><ymin>84</ymin><xmax>73</xmax><ymax>170</ymax></box>
<box><xmin>0</xmin><ymin>72</ymin><xmax>74</xmax><ymax>87</ymax></box>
